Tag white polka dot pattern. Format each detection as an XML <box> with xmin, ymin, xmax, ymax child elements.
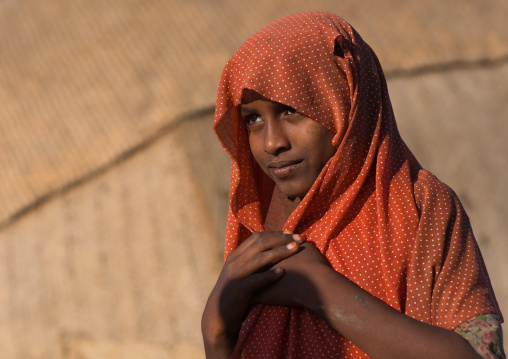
<box><xmin>212</xmin><ymin>11</ymin><xmax>502</xmax><ymax>359</ymax></box>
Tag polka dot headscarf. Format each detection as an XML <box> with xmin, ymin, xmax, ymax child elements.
<box><xmin>213</xmin><ymin>11</ymin><xmax>502</xmax><ymax>359</ymax></box>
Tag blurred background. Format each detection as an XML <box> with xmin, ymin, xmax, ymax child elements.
<box><xmin>0</xmin><ymin>0</ymin><xmax>507</xmax><ymax>358</ymax></box>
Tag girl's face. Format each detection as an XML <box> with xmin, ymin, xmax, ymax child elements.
<box><xmin>241</xmin><ymin>90</ymin><xmax>337</xmax><ymax>199</ymax></box>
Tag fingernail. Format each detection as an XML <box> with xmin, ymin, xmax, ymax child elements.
<box><xmin>292</xmin><ymin>234</ymin><xmax>303</xmax><ymax>243</ymax></box>
<box><xmin>286</xmin><ymin>242</ymin><xmax>297</xmax><ymax>250</ymax></box>
<box><xmin>283</xmin><ymin>229</ymin><xmax>293</xmax><ymax>234</ymax></box>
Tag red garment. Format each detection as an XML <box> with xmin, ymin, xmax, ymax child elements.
<box><xmin>213</xmin><ymin>11</ymin><xmax>502</xmax><ymax>358</ymax></box>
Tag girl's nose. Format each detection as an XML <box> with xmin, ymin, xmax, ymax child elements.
<box><xmin>264</xmin><ymin>119</ymin><xmax>290</xmax><ymax>156</ymax></box>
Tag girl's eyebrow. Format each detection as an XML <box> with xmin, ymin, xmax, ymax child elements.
<box><xmin>240</xmin><ymin>107</ymin><xmax>257</xmax><ymax>114</ymax></box>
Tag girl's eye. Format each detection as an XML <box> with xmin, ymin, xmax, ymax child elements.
<box><xmin>285</xmin><ymin>106</ymin><xmax>298</xmax><ymax>115</ymax></box>
<box><xmin>242</xmin><ymin>114</ymin><xmax>262</xmax><ymax>125</ymax></box>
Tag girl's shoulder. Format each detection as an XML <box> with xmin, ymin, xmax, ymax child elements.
<box><xmin>411</xmin><ymin>168</ymin><xmax>462</xmax><ymax>215</ymax></box>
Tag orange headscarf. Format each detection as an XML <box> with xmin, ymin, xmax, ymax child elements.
<box><xmin>213</xmin><ymin>11</ymin><xmax>501</xmax><ymax>358</ymax></box>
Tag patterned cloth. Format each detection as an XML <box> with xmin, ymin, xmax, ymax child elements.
<box><xmin>213</xmin><ymin>11</ymin><xmax>503</xmax><ymax>358</ymax></box>
<box><xmin>455</xmin><ymin>314</ymin><xmax>506</xmax><ymax>359</ymax></box>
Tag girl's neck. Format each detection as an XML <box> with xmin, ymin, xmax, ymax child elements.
<box><xmin>263</xmin><ymin>186</ymin><xmax>301</xmax><ymax>231</ymax></box>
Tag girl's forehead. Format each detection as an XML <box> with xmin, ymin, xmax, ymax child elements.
<box><xmin>241</xmin><ymin>89</ymin><xmax>272</xmax><ymax>105</ymax></box>
<box><xmin>240</xmin><ymin>89</ymin><xmax>283</xmax><ymax>107</ymax></box>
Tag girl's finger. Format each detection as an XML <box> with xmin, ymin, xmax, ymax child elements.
<box><xmin>238</xmin><ymin>239</ymin><xmax>301</xmax><ymax>276</ymax></box>
<box><xmin>242</xmin><ymin>267</ymin><xmax>285</xmax><ymax>294</ymax></box>
<box><xmin>245</xmin><ymin>232</ymin><xmax>303</xmax><ymax>256</ymax></box>
<box><xmin>230</xmin><ymin>231</ymin><xmax>301</xmax><ymax>260</ymax></box>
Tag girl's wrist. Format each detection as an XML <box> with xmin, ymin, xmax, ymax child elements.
<box><xmin>298</xmin><ymin>264</ymin><xmax>344</xmax><ymax>314</ymax></box>
<box><xmin>202</xmin><ymin>322</ymin><xmax>237</xmax><ymax>358</ymax></box>
<box><xmin>202</xmin><ymin>302</ymin><xmax>240</xmax><ymax>357</ymax></box>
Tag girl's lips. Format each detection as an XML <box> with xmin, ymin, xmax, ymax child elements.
<box><xmin>268</xmin><ymin>161</ymin><xmax>303</xmax><ymax>179</ymax></box>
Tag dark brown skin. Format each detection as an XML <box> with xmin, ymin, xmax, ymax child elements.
<box><xmin>202</xmin><ymin>92</ymin><xmax>483</xmax><ymax>358</ymax></box>
<box><xmin>240</xmin><ymin>90</ymin><xmax>336</xmax><ymax>199</ymax></box>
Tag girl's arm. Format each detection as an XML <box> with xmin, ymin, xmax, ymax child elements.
<box><xmin>306</xmin><ymin>262</ymin><xmax>484</xmax><ymax>359</ymax></box>
<box><xmin>254</xmin><ymin>243</ymin><xmax>497</xmax><ymax>359</ymax></box>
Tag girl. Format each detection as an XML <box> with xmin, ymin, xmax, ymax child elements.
<box><xmin>202</xmin><ymin>11</ymin><xmax>505</xmax><ymax>359</ymax></box>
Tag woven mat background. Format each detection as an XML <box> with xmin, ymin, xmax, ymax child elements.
<box><xmin>0</xmin><ymin>0</ymin><xmax>507</xmax><ymax>357</ymax></box>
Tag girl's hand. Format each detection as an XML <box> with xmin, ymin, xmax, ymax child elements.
<box><xmin>202</xmin><ymin>231</ymin><xmax>303</xmax><ymax>358</ymax></box>
<box><xmin>251</xmin><ymin>242</ymin><xmax>333</xmax><ymax>308</ymax></box>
